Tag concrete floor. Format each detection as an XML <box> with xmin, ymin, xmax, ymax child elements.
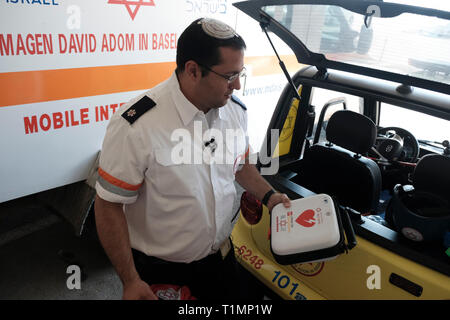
<box><xmin>0</xmin><ymin>183</ymin><xmax>245</xmax><ymax>300</ymax></box>
<box><xmin>0</xmin><ymin>214</ymin><xmax>122</xmax><ymax>300</ymax></box>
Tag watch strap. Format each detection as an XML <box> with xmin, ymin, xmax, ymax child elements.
<box><xmin>262</xmin><ymin>189</ymin><xmax>275</xmax><ymax>206</ymax></box>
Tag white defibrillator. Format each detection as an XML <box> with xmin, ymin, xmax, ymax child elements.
<box><xmin>270</xmin><ymin>194</ymin><xmax>357</xmax><ymax>265</ymax></box>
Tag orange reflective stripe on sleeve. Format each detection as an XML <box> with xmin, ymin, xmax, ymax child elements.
<box><xmin>98</xmin><ymin>167</ymin><xmax>142</xmax><ymax>191</ymax></box>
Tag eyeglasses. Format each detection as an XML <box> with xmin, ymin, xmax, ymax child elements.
<box><xmin>197</xmin><ymin>63</ymin><xmax>246</xmax><ymax>84</ymax></box>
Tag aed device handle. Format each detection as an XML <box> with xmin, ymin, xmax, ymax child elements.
<box><xmin>340</xmin><ymin>206</ymin><xmax>357</xmax><ymax>250</ymax></box>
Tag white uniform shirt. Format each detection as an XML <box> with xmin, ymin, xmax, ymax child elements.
<box><xmin>96</xmin><ymin>72</ymin><xmax>249</xmax><ymax>263</ymax></box>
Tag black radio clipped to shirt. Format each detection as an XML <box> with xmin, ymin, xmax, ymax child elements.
<box><xmin>204</xmin><ymin>137</ymin><xmax>217</xmax><ymax>153</ymax></box>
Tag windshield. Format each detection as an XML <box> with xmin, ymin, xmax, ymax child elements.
<box><xmin>379</xmin><ymin>103</ymin><xmax>449</xmax><ymax>144</ymax></box>
<box><xmin>262</xmin><ymin>4</ymin><xmax>450</xmax><ymax>86</ymax></box>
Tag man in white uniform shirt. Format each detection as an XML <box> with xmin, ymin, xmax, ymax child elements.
<box><xmin>94</xmin><ymin>18</ymin><xmax>291</xmax><ymax>300</ymax></box>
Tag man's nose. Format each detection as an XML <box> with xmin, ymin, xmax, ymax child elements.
<box><xmin>230</xmin><ymin>77</ymin><xmax>241</xmax><ymax>90</ymax></box>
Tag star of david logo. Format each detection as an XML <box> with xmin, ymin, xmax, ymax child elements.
<box><xmin>108</xmin><ymin>0</ymin><xmax>155</xmax><ymax>21</ymax></box>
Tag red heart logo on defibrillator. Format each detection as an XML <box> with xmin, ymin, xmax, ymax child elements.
<box><xmin>296</xmin><ymin>209</ymin><xmax>316</xmax><ymax>227</ymax></box>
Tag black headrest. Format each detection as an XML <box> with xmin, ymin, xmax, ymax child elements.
<box><xmin>326</xmin><ymin>110</ymin><xmax>377</xmax><ymax>154</ymax></box>
<box><xmin>414</xmin><ymin>154</ymin><xmax>450</xmax><ymax>200</ymax></box>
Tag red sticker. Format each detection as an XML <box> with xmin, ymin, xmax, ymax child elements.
<box><xmin>296</xmin><ymin>209</ymin><xmax>316</xmax><ymax>228</ymax></box>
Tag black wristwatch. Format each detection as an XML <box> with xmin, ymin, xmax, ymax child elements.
<box><xmin>262</xmin><ymin>189</ymin><xmax>276</xmax><ymax>206</ymax></box>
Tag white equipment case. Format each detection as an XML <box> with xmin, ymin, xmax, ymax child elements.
<box><xmin>270</xmin><ymin>194</ymin><xmax>357</xmax><ymax>265</ymax></box>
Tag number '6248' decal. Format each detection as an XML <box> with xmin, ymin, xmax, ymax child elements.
<box><xmin>237</xmin><ymin>245</ymin><xmax>264</xmax><ymax>269</ymax></box>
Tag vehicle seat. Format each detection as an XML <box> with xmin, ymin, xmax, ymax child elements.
<box><xmin>385</xmin><ymin>154</ymin><xmax>450</xmax><ymax>242</ymax></box>
<box><xmin>291</xmin><ymin>110</ymin><xmax>381</xmax><ymax>214</ymax></box>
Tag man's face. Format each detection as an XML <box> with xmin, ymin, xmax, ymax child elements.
<box><xmin>198</xmin><ymin>46</ymin><xmax>245</xmax><ymax>110</ymax></box>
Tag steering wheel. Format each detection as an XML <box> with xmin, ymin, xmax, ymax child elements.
<box><xmin>375</xmin><ymin>127</ymin><xmax>420</xmax><ymax>163</ymax></box>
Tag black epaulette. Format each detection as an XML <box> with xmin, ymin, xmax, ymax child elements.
<box><xmin>121</xmin><ymin>96</ymin><xmax>156</xmax><ymax>124</ymax></box>
<box><xmin>231</xmin><ymin>94</ymin><xmax>247</xmax><ymax>111</ymax></box>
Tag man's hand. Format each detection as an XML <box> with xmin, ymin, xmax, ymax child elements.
<box><xmin>266</xmin><ymin>192</ymin><xmax>291</xmax><ymax>212</ymax></box>
<box><xmin>123</xmin><ymin>278</ymin><xmax>159</xmax><ymax>300</ymax></box>
<box><xmin>95</xmin><ymin>196</ymin><xmax>157</xmax><ymax>300</ymax></box>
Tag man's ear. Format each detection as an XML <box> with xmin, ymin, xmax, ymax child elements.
<box><xmin>184</xmin><ymin>60</ymin><xmax>201</xmax><ymax>81</ymax></box>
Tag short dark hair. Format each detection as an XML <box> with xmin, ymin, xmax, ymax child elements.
<box><xmin>176</xmin><ymin>18</ymin><xmax>246</xmax><ymax>76</ymax></box>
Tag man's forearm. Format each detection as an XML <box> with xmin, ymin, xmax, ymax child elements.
<box><xmin>235</xmin><ymin>163</ymin><xmax>273</xmax><ymax>201</ymax></box>
<box><xmin>94</xmin><ymin>195</ymin><xmax>139</xmax><ymax>285</ymax></box>
<box><xmin>235</xmin><ymin>164</ymin><xmax>291</xmax><ymax>211</ymax></box>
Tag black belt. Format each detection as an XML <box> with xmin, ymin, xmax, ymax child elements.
<box><xmin>132</xmin><ymin>248</ymin><xmax>222</xmax><ymax>267</ymax></box>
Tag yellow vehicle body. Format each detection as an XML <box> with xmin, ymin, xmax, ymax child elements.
<box><xmin>232</xmin><ymin>206</ymin><xmax>450</xmax><ymax>300</ymax></box>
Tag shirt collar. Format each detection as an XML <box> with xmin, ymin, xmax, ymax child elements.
<box><xmin>170</xmin><ymin>72</ymin><xmax>202</xmax><ymax>126</ymax></box>
<box><xmin>169</xmin><ymin>72</ymin><xmax>228</xmax><ymax>126</ymax></box>
<box><xmin>218</xmin><ymin>107</ymin><xmax>226</xmax><ymax>120</ymax></box>
<box><xmin>207</xmin><ymin>107</ymin><xmax>224</xmax><ymax>121</ymax></box>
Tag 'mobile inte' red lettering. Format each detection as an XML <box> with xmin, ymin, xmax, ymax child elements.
<box><xmin>24</xmin><ymin>108</ymin><xmax>90</xmax><ymax>134</ymax></box>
